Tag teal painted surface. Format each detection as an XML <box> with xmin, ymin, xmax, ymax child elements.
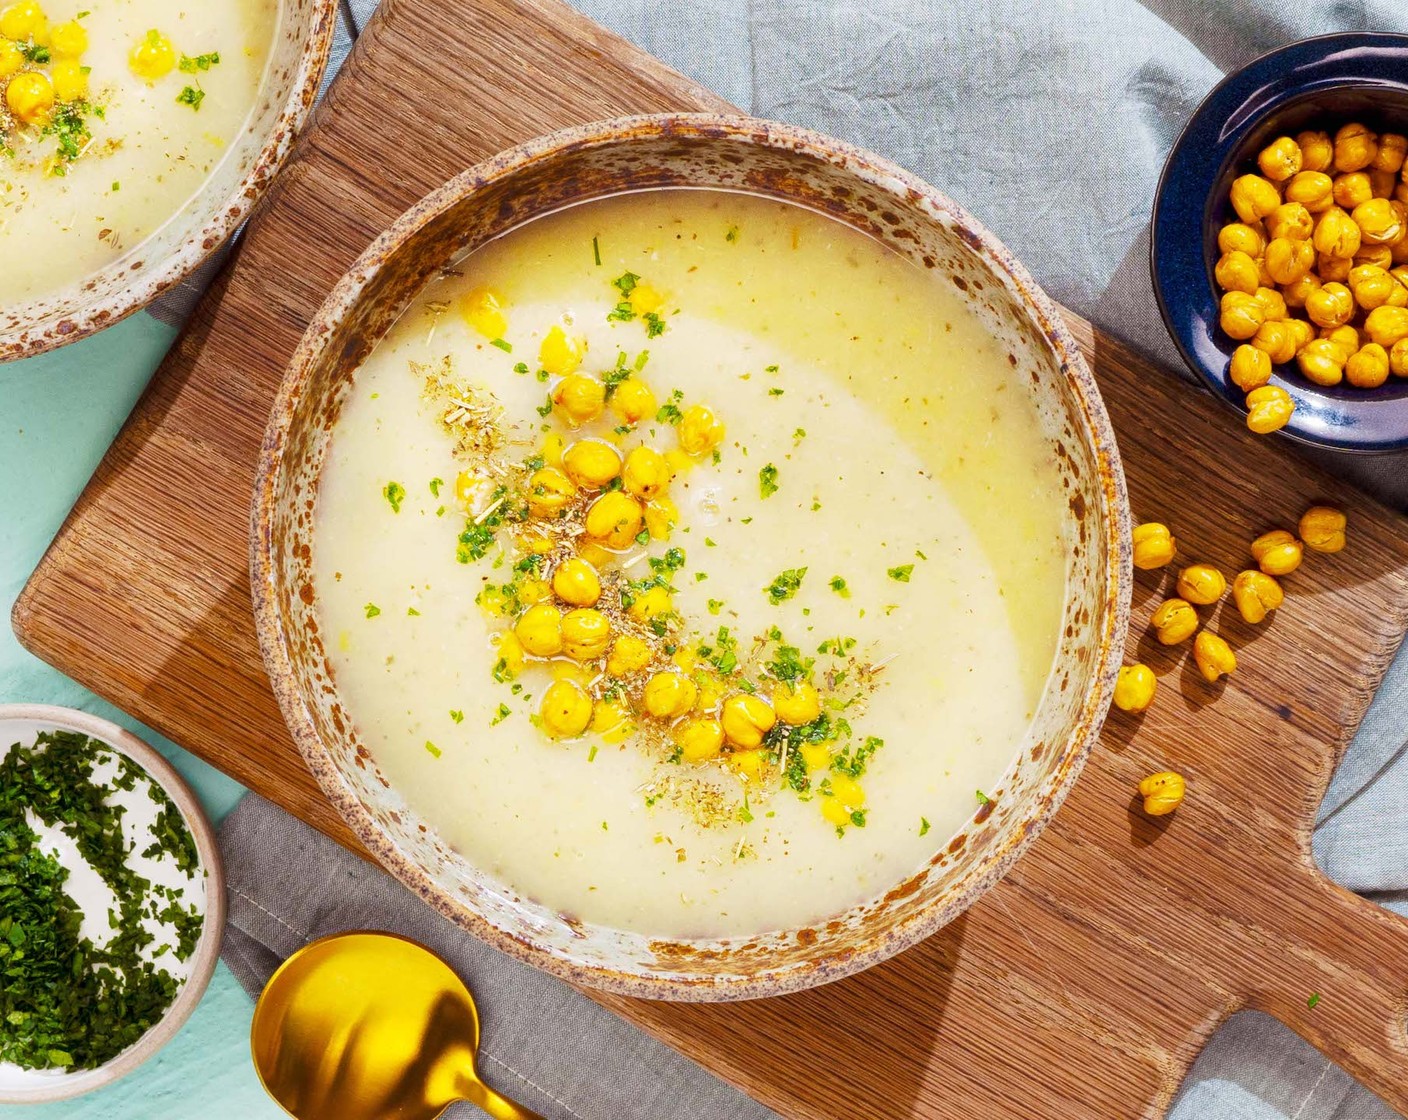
<box><xmin>0</xmin><ymin>316</ymin><xmax>284</xmax><ymax>1118</ymax></box>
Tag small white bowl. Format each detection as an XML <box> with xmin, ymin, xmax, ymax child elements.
<box><xmin>0</xmin><ymin>705</ymin><xmax>225</xmax><ymax>1105</ymax></box>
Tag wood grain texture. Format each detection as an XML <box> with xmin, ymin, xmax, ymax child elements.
<box><xmin>13</xmin><ymin>0</ymin><xmax>1408</xmax><ymax>1115</ymax></box>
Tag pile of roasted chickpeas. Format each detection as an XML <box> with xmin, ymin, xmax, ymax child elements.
<box><xmin>1116</xmin><ymin>505</ymin><xmax>1348</xmax><ymax>817</ymax></box>
<box><xmin>1215</xmin><ymin>124</ymin><xmax>1408</xmax><ymax>433</ymax></box>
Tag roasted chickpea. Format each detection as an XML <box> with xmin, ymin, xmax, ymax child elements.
<box><xmin>1176</xmin><ymin>563</ymin><xmax>1227</xmax><ymax>606</ymax></box>
<box><xmin>610</xmin><ymin>379</ymin><xmax>656</xmax><ymax>425</ymax></box>
<box><xmin>1392</xmin><ymin>337</ymin><xmax>1408</xmax><ymax>379</ymax></box>
<box><xmin>551</xmin><ymin>557</ymin><xmax>602</xmax><ymax>608</ymax></box>
<box><xmin>0</xmin><ymin>1</ymin><xmax>47</xmax><ymax>42</ymax></box>
<box><xmin>1296</xmin><ymin>338</ymin><xmax>1345</xmax><ymax>386</ymax></box>
<box><xmin>1131</xmin><ymin>522</ymin><xmax>1177</xmax><ymax>569</ymax></box>
<box><xmin>1317</xmin><ymin>251</ymin><xmax>1353</xmax><ymax>283</ymax></box>
<box><xmin>1229</xmin><ymin>344</ymin><xmax>1272</xmax><ymax>392</ymax></box>
<box><xmin>1193</xmin><ymin>631</ymin><xmax>1237</xmax><ymax>683</ymax></box>
<box><xmin>1232</xmin><ymin>569</ymin><xmax>1284</xmax><ymax>624</ymax></box>
<box><xmin>0</xmin><ymin>40</ymin><xmax>21</xmax><ymax>81</ymax></box>
<box><xmin>627</xmin><ymin>584</ymin><xmax>673</xmax><ymax>623</ymax></box>
<box><xmin>562</xmin><ymin>439</ymin><xmax>622</xmax><ymax>489</ymax></box>
<box><xmin>1285</xmin><ymin>170</ymin><xmax>1334</xmax><ymax>213</ymax></box>
<box><xmin>1252</xmin><ymin>286</ymin><xmax>1288</xmax><ymax>323</ymax></box>
<box><xmin>1313</xmin><ymin>207</ymin><xmax>1362</xmax><ymax>259</ymax></box>
<box><xmin>590</xmin><ymin>698</ymin><xmax>634</xmax><ymax>740</ymax></box>
<box><xmin>1263</xmin><ymin>237</ymin><xmax>1314</xmax><ymax>286</ymax></box>
<box><xmin>1265</xmin><ymin>202</ymin><xmax>1313</xmax><ymax>241</ymax></box>
<box><xmin>675</xmin><ymin>717</ymin><xmax>725</xmax><ymax>762</ymax></box>
<box><xmin>583</xmin><ymin>491</ymin><xmax>644</xmax><ymax>550</ymax></box>
<box><xmin>1321</xmin><ymin>324</ymin><xmax>1361</xmax><ymax>360</ymax></box>
<box><xmin>128</xmin><ymin>28</ymin><xmax>176</xmax><ymax>82</ymax></box>
<box><xmin>1369</xmin><ymin>168</ymin><xmax>1399</xmax><ymax>200</ymax></box>
<box><xmin>50</xmin><ymin>58</ymin><xmax>85</xmax><ymax>102</ymax></box>
<box><xmin>643</xmin><ymin>496</ymin><xmax>678</xmax><ymax>541</ymax></box>
<box><xmin>1296</xmin><ymin>130</ymin><xmax>1334</xmax><ymax>172</ymax></box>
<box><xmin>1258</xmin><ymin>136</ymin><xmax>1302</xmax><ymax>181</ymax></box>
<box><xmin>720</xmin><ymin>693</ymin><xmax>777</xmax><ymax>748</ymax></box>
<box><xmin>49</xmin><ymin>18</ymin><xmax>87</xmax><ymax>58</ymax></box>
<box><xmin>1334</xmin><ymin>122</ymin><xmax>1378</xmax><ymax>173</ymax></box>
<box><xmin>606</xmin><ymin>634</ymin><xmax>653</xmax><ymax>677</ymax></box>
<box><xmin>1138</xmin><ymin>771</ymin><xmax>1186</xmax><ymax>817</ymax></box>
<box><xmin>1218</xmin><ymin>222</ymin><xmax>1267</xmax><ymax>257</ymax></box>
<box><xmin>1349</xmin><ymin>264</ymin><xmax>1399</xmax><ymax>311</ymax></box>
<box><xmin>1112</xmin><ymin>664</ymin><xmax>1156</xmax><ymax>714</ymax></box>
<box><xmin>1366</xmin><ymin>305</ymin><xmax>1408</xmax><ymax>348</ymax></box>
<box><xmin>1245</xmin><ymin>384</ymin><xmax>1295</xmax><ymax>434</ymax></box>
<box><xmin>677</xmin><ymin>404</ymin><xmax>726</xmax><ymax>456</ymax></box>
<box><xmin>772</xmin><ymin>680</ymin><xmax>822</xmax><ymax>725</ymax></box>
<box><xmin>1250</xmin><ymin>320</ymin><xmax>1298</xmax><ymax>366</ymax></box>
<box><xmin>515</xmin><ymin>602</ymin><xmax>564</xmax><ymax>657</ymax></box>
<box><xmin>1333</xmin><ymin>171</ymin><xmax>1373</xmax><ymax>210</ymax></box>
<box><xmin>540</xmin><ymin>679</ymin><xmax>592</xmax><ymax>738</ymax></box>
<box><xmin>539</xmin><ymin>325</ymin><xmax>585</xmax><ymax>377</ymax></box>
<box><xmin>1285</xmin><ymin>317</ymin><xmax>1316</xmax><ymax>354</ymax></box>
<box><xmin>1353</xmin><ymin>198</ymin><xmax>1405</xmax><ymax>245</ymax></box>
<box><xmin>1230</xmin><ymin>174</ymin><xmax>1281</xmax><ymax>222</ymax></box>
<box><xmin>1374</xmin><ymin>132</ymin><xmax>1408</xmax><ymax>174</ymax></box>
<box><xmin>5</xmin><ymin>72</ymin><xmax>52</xmax><ymax>124</ymax></box>
<box><xmin>1281</xmin><ymin>271</ymin><xmax>1321</xmax><ymax>309</ymax></box>
<box><xmin>1305</xmin><ymin>282</ymin><xmax>1355</xmax><ymax>328</ymax></box>
<box><xmin>561</xmin><ymin>608</ymin><xmax>611</xmax><ymax>661</ymax></box>
<box><xmin>1215</xmin><ymin>249</ymin><xmax>1260</xmax><ymax>294</ymax></box>
<box><xmin>643</xmin><ymin>671</ymin><xmax>699</xmax><ymax>719</ymax></box>
<box><xmin>526</xmin><ymin>466</ymin><xmax>576</xmax><ymax>517</ymax></box>
<box><xmin>1299</xmin><ymin>505</ymin><xmax>1347</xmax><ymax>553</ymax></box>
<box><xmin>552</xmin><ymin>373</ymin><xmax>605</xmax><ymax>426</ymax></box>
<box><xmin>1220</xmin><ymin>290</ymin><xmax>1266</xmax><ymax>340</ymax></box>
<box><xmin>460</xmin><ymin>287</ymin><xmax>507</xmax><ymax>339</ymax></box>
<box><xmin>1150</xmin><ymin>599</ymin><xmax>1198</xmax><ymax>646</ymax></box>
<box><xmin>1346</xmin><ymin>343</ymin><xmax>1391</xmax><ymax>389</ymax></box>
<box><xmin>622</xmin><ymin>445</ymin><xmax>671</xmax><ymax>500</ymax></box>
<box><xmin>1251</xmin><ymin>529</ymin><xmax>1303</xmax><ymax>576</ymax></box>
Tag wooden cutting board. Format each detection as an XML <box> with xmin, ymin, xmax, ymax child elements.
<box><xmin>15</xmin><ymin>0</ymin><xmax>1408</xmax><ymax>1115</ymax></box>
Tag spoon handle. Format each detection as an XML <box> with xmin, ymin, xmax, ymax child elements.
<box><xmin>460</xmin><ymin>1075</ymin><xmax>549</xmax><ymax>1120</ymax></box>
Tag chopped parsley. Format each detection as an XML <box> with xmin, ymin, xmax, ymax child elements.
<box><xmin>178</xmin><ymin>51</ymin><xmax>221</xmax><ymax>72</ymax></box>
<box><xmin>976</xmin><ymin>789</ymin><xmax>992</xmax><ymax>805</ymax></box>
<box><xmin>592</xmin><ymin>235</ymin><xmax>602</xmax><ymax>266</ymax></box>
<box><xmin>490</xmin><ymin>338</ymin><xmax>513</xmax><ymax>353</ymax></box>
<box><xmin>176</xmin><ymin>86</ymin><xmax>205</xmax><ymax>111</ymax></box>
<box><xmin>764</xmin><ymin>567</ymin><xmax>807</xmax><ymax>604</ymax></box>
<box><xmin>656</xmin><ymin>389</ymin><xmax>685</xmax><ymax>425</ymax></box>
<box><xmin>832</xmin><ymin>736</ymin><xmax>883</xmax><ymax>779</ymax></box>
<box><xmin>707</xmin><ymin>598</ymin><xmax>724</xmax><ymax>615</ymax></box>
<box><xmin>363</xmin><ymin>603</ymin><xmax>381</xmax><ymax>618</ymax></box>
<box><xmin>643</xmin><ymin>312</ymin><xmax>666</xmax><ymax>337</ymax></box>
<box><xmin>1307</xmin><ymin>993</ymin><xmax>1321</xmax><ymax>1010</ymax></box>
<box><xmin>759</xmin><ymin>463</ymin><xmax>780</xmax><ymax>499</ymax></box>
<box><xmin>726</xmin><ymin>225</ymin><xmax>739</xmax><ymax>242</ymax></box>
<box><xmin>829</xmin><ymin>576</ymin><xmax>851</xmax><ymax>598</ymax></box>
<box><xmin>449</xmin><ymin>709</ymin><xmax>465</xmax><ymax>724</ymax></box>
<box><xmin>607</xmin><ymin>271</ymin><xmax>639</xmax><ymax>322</ymax></box>
<box><xmin>425</xmin><ymin>741</ymin><xmax>442</xmax><ymax>759</ymax></box>
<box><xmin>768</xmin><ymin>387</ymin><xmax>784</xmax><ymax>397</ymax></box>
<box><xmin>887</xmin><ymin>564</ymin><xmax>914</xmax><ymax>583</ymax></box>
<box><xmin>919</xmin><ymin>817</ymin><xmax>931</xmax><ymax>836</ymax></box>
<box><xmin>428</xmin><ymin>477</ymin><xmax>444</xmax><ymax>497</ymax></box>
<box><xmin>491</xmin><ymin>704</ymin><xmax>512</xmax><ymax>726</ymax></box>
<box><xmin>20</xmin><ymin>41</ymin><xmax>50</xmax><ymax>63</ymax></box>
<box><xmin>382</xmin><ymin>481</ymin><xmax>405</xmax><ymax>513</ymax></box>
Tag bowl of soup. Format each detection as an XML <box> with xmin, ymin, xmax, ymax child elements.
<box><xmin>0</xmin><ymin>0</ymin><xmax>337</xmax><ymax>360</ymax></box>
<box><xmin>252</xmin><ymin>114</ymin><xmax>1131</xmax><ymax>1000</ymax></box>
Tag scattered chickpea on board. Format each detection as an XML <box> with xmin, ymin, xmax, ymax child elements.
<box><xmin>1215</xmin><ymin>123</ymin><xmax>1408</xmax><ymax>433</ymax></box>
<box><xmin>1117</xmin><ymin>509</ymin><xmax>1349</xmax><ymax>816</ymax></box>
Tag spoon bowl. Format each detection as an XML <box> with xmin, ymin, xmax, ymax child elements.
<box><xmin>251</xmin><ymin>931</ymin><xmax>543</xmax><ymax>1120</ymax></box>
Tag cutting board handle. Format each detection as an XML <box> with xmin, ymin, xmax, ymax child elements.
<box><xmin>1233</xmin><ymin>856</ymin><xmax>1408</xmax><ymax>1113</ymax></box>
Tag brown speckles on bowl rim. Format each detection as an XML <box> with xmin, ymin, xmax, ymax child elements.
<box><xmin>0</xmin><ymin>0</ymin><xmax>338</xmax><ymax>362</ymax></box>
<box><xmin>250</xmin><ymin>114</ymin><xmax>1132</xmax><ymax>1001</ymax></box>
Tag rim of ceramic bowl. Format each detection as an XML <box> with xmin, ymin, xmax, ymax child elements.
<box><xmin>0</xmin><ymin>0</ymin><xmax>340</xmax><ymax>363</ymax></box>
<box><xmin>1151</xmin><ymin>32</ymin><xmax>1408</xmax><ymax>454</ymax></box>
<box><xmin>252</xmin><ymin>113</ymin><xmax>1130</xmax><ymax>999</ymax></box>
<box><xmin>0</xmin><ymin>704</ymin><xmax>225</xmax><ymax>1104</ymax></box>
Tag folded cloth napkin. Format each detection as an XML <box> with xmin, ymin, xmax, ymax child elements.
<box><xmin>217</xmin><ymin>1</ymin><xmax>1408</xmax><ymax>1117</ymax></box>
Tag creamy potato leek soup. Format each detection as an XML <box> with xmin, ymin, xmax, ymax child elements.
<box><xmin>0</xmin><ymin>0</ymin><xmax>275</xmax><ymax>305</ymax></box>
<box><xmin>314</xmin><ymin>189</ymin><xmax>1068</xmax><ymax>938</ymax></box>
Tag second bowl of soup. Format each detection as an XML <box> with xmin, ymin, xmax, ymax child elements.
<box><xmin>253</xmin><ymin>115</ymin><xmax>1130</xmax><ymax>999</ymax></box>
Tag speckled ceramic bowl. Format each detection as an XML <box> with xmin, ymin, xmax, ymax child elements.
<box><xmin>252</xmin><ymin>114</ymin><xmax>1131</xmax><ymax>1001</ymax></box>
<box><xmin>0</xmin><ymin>0</ymin><xmax>338</xmax><ymax>362</ymax></box>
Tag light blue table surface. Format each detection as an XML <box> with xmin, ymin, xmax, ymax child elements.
<box><xmin>0</xmin><ymin>318</ymin><xmax>287</xmax><ymax>1119</ymax></box>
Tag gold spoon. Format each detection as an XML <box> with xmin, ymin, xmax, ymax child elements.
<box><xmin>251</xmin><ymin>930</ymin><xmax>546</xmax><ymax>1120</ymax></box>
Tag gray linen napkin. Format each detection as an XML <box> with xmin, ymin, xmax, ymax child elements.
<box><xmin>216</xmin><ymin>1</ymin><xmax>1408</xmax><ymax>1117</ymax></box>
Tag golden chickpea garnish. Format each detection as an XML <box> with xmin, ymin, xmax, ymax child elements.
<box><xmin>1296</xmin><ymin>130</ymin><xmax>1333</xmax><ymax>172</ymax></box>
<box><xmin>720</xmin><ymin>693</ymin><xmax>777</xmax><ymax>749</ymax></box>
<box><xmin>1150</xmin><ymin>599</ymin><xmax>1198</xmax><ymax>646</ymax></box>
<box><xmin>540</xmin><ymin>679</ymin><xmax>593</xmax><ymax>739</ymax></box>
<box><xmin>514</xmin><ymin>602</ymin><xmax>564</xmax><ymax>657</ymax></box>
<box><xmin>1138</xmin><ymin>771</ymin><xmax>1186</xmax><ymax>817</ymax></box>
<box><xmin>1230</xmin><ymin>174</ymin><xmax>1281</xmax><ymax>222</ymax></box>
<box><xmin>583</xmin><ymin>490</ymin><xmax>644</xmax><ymax>550</ymax></box>
<box><xmin>1228</xmin><ymin>344</ymin><xmax>1272</xmax><ymax>392</ymax></box>
<box><xmin>621</xmin><ymin>445</ymin><xmax>672</xmax><ymax>500</ymax></box>
<box><xmin>551</xmin><ymin>557</ymin><xmax>602</xmax><ymax>607</ymax></box>
<box><xmin>1251</xmin><ymin>528</ymin><xmax>1303</xmax><ymax>576</ymax></box>
<box><xmin>562</xmin><ymin>438</ymin><xmax>622</xmax><ymax>489</ymax></box>
<box><xmin>1112</xmin><ymin>664</ymin><xmax>1156</xmax><ymax>714</ymax></box>
<box><xmin>1299</xmin><ymin>505</ymin><xmax>1347</xmax><ymax>553</ymax></box>
<box><xmin>772</xmin><ymin>680</ymin><xmax>822</xmax><ymax>725</ymax></box>
<box><xmin>1333</xmin><ymin>122</ymin><xmax>1378</xmax><ymax>173</ymax></box>
<box><xmin>1257</xmin><ymin>136</ymin><xmax>1302</xmax><ymax>181</ymax></box>
<box><xmin>1131</xmin><ymin>521</ymin><xmax>1177</xmax><ymax>569</ymax></box>
<box><xmin>1193</xmin><ymin>631</ymin><xmax>1236</xmax><ymax>683</ymax></box>
<box><xmin>642</xmin><ymin>671</ymin><xmax>698</xmax><ymax>719</ymax></box>
<box><xmin>1231</xmin><ymin>569</ymin><xmax>1283</xmax><ymax>624</ymax></box>
<box><xmin>1176</xmin><ymin>563</ymin><xmax>1226</xmax><ymax>605</ymax></box>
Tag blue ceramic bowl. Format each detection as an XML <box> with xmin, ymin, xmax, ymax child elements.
<box><xmin>1152</xmin><ymin>33</ymin><xmax>1408</xmax><ymax>454</ymax></box>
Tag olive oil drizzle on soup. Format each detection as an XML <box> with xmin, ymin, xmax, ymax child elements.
<box><xmin>314</xmin><ymin>190</ymin><xmax>1068</xmax><ymax>938</ymax></box>
<box><xmin>0</xmin><ymin>0</ymin><xmax>276</xmax><ymax>306</ymax></box>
